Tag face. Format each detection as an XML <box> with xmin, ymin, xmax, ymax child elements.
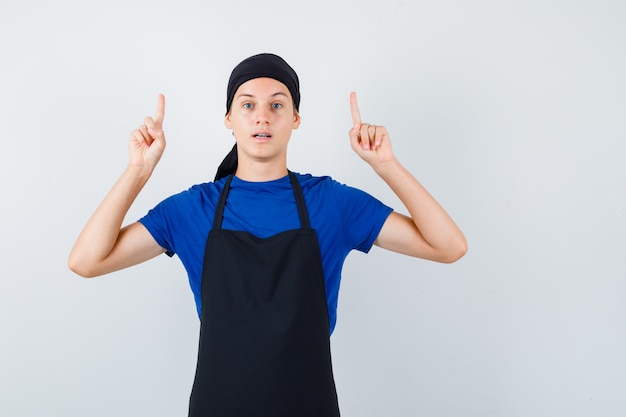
<box><xmin>225</xmin><ymin>77</ymin><xmax>301</xmax><ymax>166</ymax></box>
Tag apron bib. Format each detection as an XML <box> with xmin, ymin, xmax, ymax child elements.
<box><xmin>188</xmin><ymin>172</ymin><xmax>340</xmax><ymax>417</ymax></box>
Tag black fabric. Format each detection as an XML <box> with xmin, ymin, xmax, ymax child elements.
<box><xmin>213</xmin><ymin>143</ymin><xmax>237</xmax><ymax>182</ymax></box>
<box><xmin>226</xmin><ymin>53</ymin><xmax>300</xmax><ymax>114</ymax></box>
<box><xmin>188</xmin><ymin>172</ymin><xmax>340</xmax><ymax>417</ymax></box>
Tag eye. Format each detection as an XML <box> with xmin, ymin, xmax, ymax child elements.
<box><xmin>243</xmin><ymin>102</ymin><xmax>253</xmax><ymax>109</ymax></box>
<box><xmin>272</xmin><ymin>103</ymin><xmax>283</xmax><ymax>109</ymax></box>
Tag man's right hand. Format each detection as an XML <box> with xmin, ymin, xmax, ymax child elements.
<box><xmin>129</xmin><ymin>94</ymin><xmax>166</xmax><ymax>168</ymax></box>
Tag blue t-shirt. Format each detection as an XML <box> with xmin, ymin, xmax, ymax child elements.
<box><xmin>139</xmin><ymin>172</ymin><xmax>393</xmax><ymax>334</ymax></box>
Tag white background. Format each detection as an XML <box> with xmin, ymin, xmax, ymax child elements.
<box><xmin>1</xmin><ymin>0</ymin><xmax>625</xmax><ymax>416</ymax></box>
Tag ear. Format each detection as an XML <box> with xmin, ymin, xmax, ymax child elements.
<box><xmin>292</xmin><ymin>111</ymin><xmax>301</xmax><ymax>130</ymax></box>
<box><xmin>224</xmin><ymin>112</ymin><xmax>232</xmax><ymax>129</ymax></box>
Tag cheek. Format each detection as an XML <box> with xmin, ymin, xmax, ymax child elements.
<box><xmin>228</xmin><ymin>113</ymin><xmax>247</xmax><ymax>128</ymax></box>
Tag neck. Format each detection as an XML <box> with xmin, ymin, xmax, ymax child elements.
<box><xmin>235</xmin><ymin>158</ymin><xmax>288</xmax><ymax>182</ymax></box>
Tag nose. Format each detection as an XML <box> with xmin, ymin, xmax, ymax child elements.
<box><xmin>255</xmin><ymin>107</ymin><xmax>270</xmax><ymax>124</ymax></box>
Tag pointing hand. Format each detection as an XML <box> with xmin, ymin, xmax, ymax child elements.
<box><xmin>129</xmin><ymin>94</ymin><xmax>166</xmax><ymax>168</ymax></box>
<box><xmin>348</xmin><ymin>92</ymin><xmax>394</xmax><ymax>166</ymax></box>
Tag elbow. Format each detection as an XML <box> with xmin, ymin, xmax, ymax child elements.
<box><xmin>67</xmin><ymin>255</ymin><xmax>98</xmax><ymax>278</ymax></box>
<box><xmin>68</xmin><ymin>262</ymin><xmax>94</xmax><ymax>278</ymax></box>
<box><xmin>439</xmin><ymin>238</ymin><xmax>468</xmax><ymax>264</ymax></box>
<box><xmin>426</xmin><ymin>233</ymin><xmax>467</xmax><ymax>264</ymax></box>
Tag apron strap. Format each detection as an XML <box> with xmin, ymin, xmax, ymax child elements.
<box><xmin>288</xmin><ymin>170</ymin><xmax>311</xmax><ymax>229</ymax></box>
<box><xmin>212</xmin><ymin>171</ymin><xmax>311</xmax><ymax>230</ymax></box>
<box><xmin>212</xmin><ymin>174</ymin><xmax>234</xmax><ymax>230</ymax></box>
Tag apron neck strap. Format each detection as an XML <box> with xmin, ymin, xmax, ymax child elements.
<box><xmin>212</xmin><ymin>171</ymin><xmax>311</xmax><ymax>230</ymax></box>
<box><xmin>288</xmin><ymin>171</ymin><xmax>311</xmax><ymax>229</ymax></box>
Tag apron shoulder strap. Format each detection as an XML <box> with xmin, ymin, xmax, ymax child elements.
<box><xmin>213</xmin><ymin>172</ymin><xmax>311</xmax><ymax>230</ymax></box>
<box><xmin>212</xmin><ymin>174</ymin><xmax>235</xmax><ymax>230</ymax></box>
<box><xmin>288</xmin><ymin>171</ymin><xmax>311</xmax><ymax>229</ymax></box>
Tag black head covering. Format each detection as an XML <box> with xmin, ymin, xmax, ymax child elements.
<box><xmin>225</xmin><ymin>53</ymin><xmax>300</xmax><ymax>114</ymax></box>
<box><xmin>215</xmin><ymin>53</ymin><xmax>300</xmax><ymax>181</ymax></box>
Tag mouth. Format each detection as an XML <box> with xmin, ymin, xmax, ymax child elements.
<box><xmin>253</xmin><ymin>132</ymin><xmax>272</xmax><ymax>142</ymax></box>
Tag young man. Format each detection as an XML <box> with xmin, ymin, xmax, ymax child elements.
<box><xmin>69</xmin><ymin>53</ymin><xmax>467</xmax><ymax>416</ymax></box>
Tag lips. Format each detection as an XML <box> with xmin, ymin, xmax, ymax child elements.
<box><xmin>252</xmin><ymin>131</ymin><xmax>272</xmax><ymax>143</ymax></box>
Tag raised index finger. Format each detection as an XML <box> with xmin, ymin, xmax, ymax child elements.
<box><xmin>350</xmin><ymin>91</ymin><xmax>361</xmax><ymax>125</ymax></box>
<box><xmin>154</xmin><ymin>94</ymin><xmax>165</xmax><ymax>128</ymax></box>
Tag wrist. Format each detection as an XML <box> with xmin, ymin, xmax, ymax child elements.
<box><xmin>372</xmin><ymin>156</ymin><xmax>401</xmax><ymax>177</ymax></box>
<box><xmin>124</xmin><ymin>163</ymin><xmax>155</xmax><ymax>182</ymax></box>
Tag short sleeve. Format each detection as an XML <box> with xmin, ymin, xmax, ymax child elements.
<box><xmin>330</xmin><ymin>181</ymin><xmax>393</xmax><ymax>253</ymax></box>
<box><xmin>138</xmin><ymin>196</ymin><xmax>178</xmax><ymax>257</ymax></box>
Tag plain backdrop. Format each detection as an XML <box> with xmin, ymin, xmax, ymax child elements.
<box><xmin>1</xmin><ymin>0</ymin><xmax>625</xmax><ymax>416</ymax></box>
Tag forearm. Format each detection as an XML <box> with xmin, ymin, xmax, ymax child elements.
<box><xmin>374</xmin><ymin>157</ymin><xmax>467</xmax><ymax>259</ymax></box>
<box><xmin>68</xmin><ymin>164</ymin><xmax>153</xmax><ymax>276</ymax></box>
<box><xmin>348</xmin><ymin>92</ymin><xmax>466</xmax><ymax>262</ymax></box>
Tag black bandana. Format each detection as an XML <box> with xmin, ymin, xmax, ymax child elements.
<box><xmin>225</xmin><ymin>53</ymin><xmax>300</xmax><ymax>114</ymax></box>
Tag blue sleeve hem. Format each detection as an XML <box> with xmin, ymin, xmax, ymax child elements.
<box><xmin>362</xmin><ymin>207</ymin><xmax>394</xmax><ymax>253</ymax></box>
<box><xmin>138</xmin><ymin>218</ymin><xmax>175</xmax><ymax>257</ymax></box>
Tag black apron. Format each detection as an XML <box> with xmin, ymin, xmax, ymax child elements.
<box><xmin>188</xmin><ymin>172</ymin><xmax>340</xmax><ymax>417</ymax></box>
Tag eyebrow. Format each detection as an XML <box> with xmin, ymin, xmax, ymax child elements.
<box><xmin>236</xmin><ymin>92</ymin><xmax>289</xmax><ymax>100</ymax></box>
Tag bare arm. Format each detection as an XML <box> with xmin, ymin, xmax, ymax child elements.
<box><xmin>68</xmin><ymin>95</ymin><xmax>167</xmax><ymax>277</ymax></box>
<box><xmin>348</xmin><ymin>92</ymin><xmax>467</xmax><ymax>263</ymax></box>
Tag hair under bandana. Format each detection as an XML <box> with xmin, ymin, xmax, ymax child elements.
<box><xmin>216</xmin><ymin>53</ymin><xmax>300</xmax><ymax>181</ymax></box>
